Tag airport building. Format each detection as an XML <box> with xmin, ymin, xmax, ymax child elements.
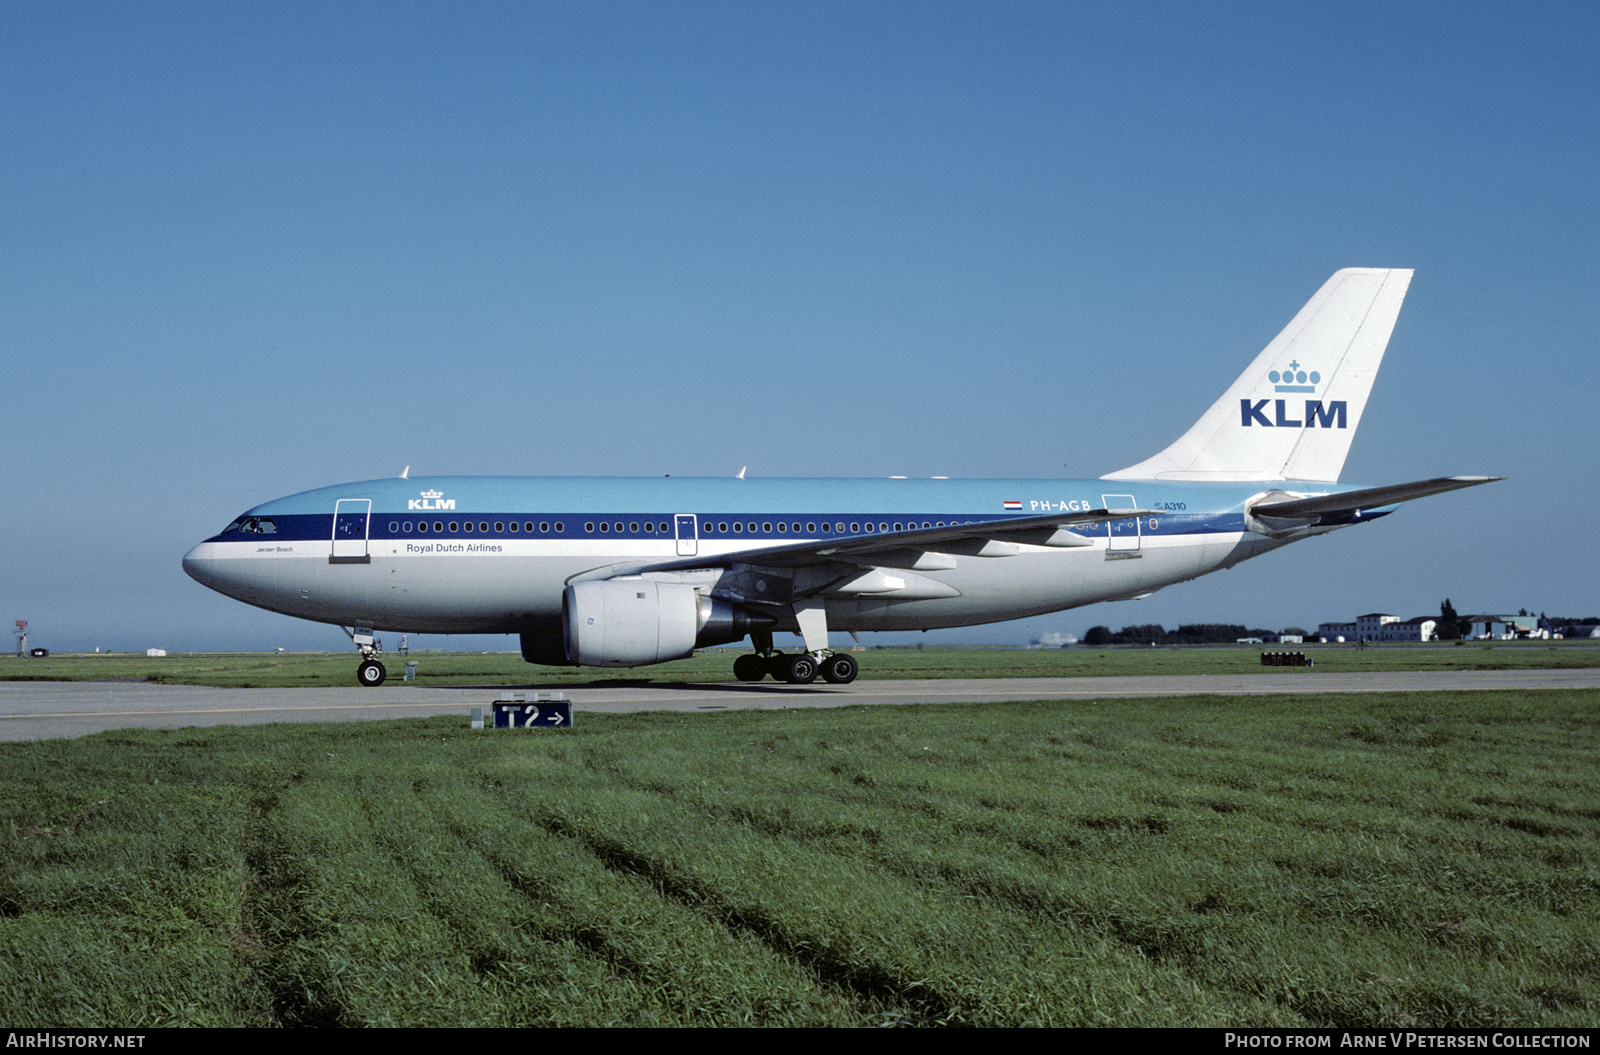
<box><xmin>1318</xmin><ymin>612</ymin><xmax>1574</xmax><ymax>642</ymax></box>
<box><xmin>1463</xmin><ymin>615</ymin><xmax>1552</xmax><ymax>640</ymax></box>
<box><xmin>1316</xmin><ymin>613</ymin><xmax>1438</xmax><ymax>642</ymax></box>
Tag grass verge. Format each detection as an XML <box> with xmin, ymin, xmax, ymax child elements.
<box><xmin>2</xmin><ymin>689</ymin><xmax>1596</xmax><ymax>1026</ymax></box>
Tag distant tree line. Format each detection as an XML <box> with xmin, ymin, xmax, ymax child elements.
<box><xmin>1081</xmin><ymin>624</ymin><xmax>1277</xmax><ymax>646</ymax></box>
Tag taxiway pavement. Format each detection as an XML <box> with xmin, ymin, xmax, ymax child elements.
<box><xmin>3</xmin><ymin>669</ymin><xmax>1599</xmax><ymax>740</ymax></box>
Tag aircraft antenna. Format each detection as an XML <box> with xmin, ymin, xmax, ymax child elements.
<box><xmin>400</xmin><ymin>466</ymin><xmax>410</xmax><ymax>479</ymax></box>
<box><xmin>737</xmin><ymin>466</ymin><xmax>747</xmax><ymax>479</ymax></box>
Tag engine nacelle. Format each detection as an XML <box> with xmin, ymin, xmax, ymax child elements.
<box><xmin>562</xmin><ymin>580</ymin><xmax>775</xmax><ymax>667</ymax></box>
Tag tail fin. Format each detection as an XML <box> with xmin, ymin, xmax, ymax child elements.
<box><xmin>1102</xmin><ymin>268</ymin><xmax>1413</xmax><ymax>483</ymax></box>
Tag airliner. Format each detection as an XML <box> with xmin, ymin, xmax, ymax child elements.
<box><xmin>183</xmin><ymin>268</ymin><xmax>1497</xmax><ymax>686</ymax></box>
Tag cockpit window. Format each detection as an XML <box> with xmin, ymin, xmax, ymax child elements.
<box><xmin>224</xmin><ymin>517</ymin><xmax>277</xmax><ymax>535</ymax></box>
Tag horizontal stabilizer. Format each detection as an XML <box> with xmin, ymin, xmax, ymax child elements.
<box><xmin>1250</xmin><ymin>476</ymin><xmax>1501</xmax><ymax>520</ymax></box>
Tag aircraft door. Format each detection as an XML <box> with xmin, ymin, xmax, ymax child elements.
<box><xmin>675</xmin><ymin>514</ymin><xmax>697</xmax><ymax>557</ymax></box>
<box><xmin>331</xmin><ymin>499</ymin><xmax>373</xmax><ymax>564</ymax></box>
<box><xmin>1100</xmin><ymin>494</ymin><xmax>1141</xmax><ymax>554</ymax></box>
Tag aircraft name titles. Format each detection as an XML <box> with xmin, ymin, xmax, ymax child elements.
<box><xmin>404</xmin><ymin>543</ymin><xmax>505</xmax><ymax>555</ymax></box>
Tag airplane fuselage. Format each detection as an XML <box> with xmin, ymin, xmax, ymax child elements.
<box><xmin>182</xmin><ymin>474</ymin><xmax>1378</xmax><ymax>638</ymax></box>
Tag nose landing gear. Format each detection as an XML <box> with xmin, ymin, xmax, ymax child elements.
<box><xmin>344</xmin><ymin>627</ymin><xmax>387</xmax><ymax>687</ymax></box>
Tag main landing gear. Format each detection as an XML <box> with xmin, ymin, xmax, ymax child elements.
<box><xmin>345</xmin><ymin>627</ymin><xmax>387</xmax><ymax>687</ymax></box>
<box><xmin>733</xmin><ymin>631</ymin><xmax>858</xmax><ymax>685</ymax></box>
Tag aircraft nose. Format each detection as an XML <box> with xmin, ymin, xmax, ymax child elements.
<box><xmin>182</xmin><ymin>541</ymin><xmax>218</xmax><ymax>588</ymax></box>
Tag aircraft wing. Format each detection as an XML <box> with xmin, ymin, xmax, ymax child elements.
<box><xmin>1250</xmin><ymin>476</ymin><xmax>1501</xmax><ymax>520</ymax></box>
<box><xmin>616</xmin><ymin>506</ymin><xmax>1160</xmax><ymax>578</ymax></box>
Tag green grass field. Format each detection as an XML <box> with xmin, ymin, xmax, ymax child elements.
<box><xmin>2</xmin><ymin>689</ymin><xmax>1596</xmax><ymax>1027</ymax></box>
<box><xmin>4</xmin><ymin>640</ymin><xmax>1598</xmax><ymax>687</ymax></box>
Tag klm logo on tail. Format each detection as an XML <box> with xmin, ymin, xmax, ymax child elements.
<box><xmin>1240</xmin><ymin>362</ymin><xmax>1346</xmax><ymax>428</ymax></box>
<box><xmin>1240</xmin><ymin>399</ymin><xmax>1347</xmax><ymax>428</ymax></box>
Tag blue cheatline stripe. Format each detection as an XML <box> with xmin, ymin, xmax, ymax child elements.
<box><xmin>209</xmin><ymin>509</ymin><xmax>1252</xmax><ymax>545</ymax></box>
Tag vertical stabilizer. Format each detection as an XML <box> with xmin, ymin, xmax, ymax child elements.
<box><xmin>1102</xmin><ymin>268</ymin><xmax>1413</xmax><ymax>483</ymax></box>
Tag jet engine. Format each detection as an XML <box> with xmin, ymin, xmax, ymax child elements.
<box><xmin>560</xmin><ymin>579</ymin><xmax>775</xmax><ymax>667</ymax></box>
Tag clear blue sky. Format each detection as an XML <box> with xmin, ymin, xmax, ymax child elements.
<box><xmin>3</xmin><ymin>1</ymin><xmax>1596</xmax><ymax>653</ymax></box>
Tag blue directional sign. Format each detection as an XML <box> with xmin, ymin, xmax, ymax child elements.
<box><xmin>492</xmin><ymin>700</ymin><xmax>573</xmax><ymax>729</ymax></box>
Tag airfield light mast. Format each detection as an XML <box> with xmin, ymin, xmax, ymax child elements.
<box><xmin>14</xmin><ymin>621</ymin><xmax>27</xmax><ymax>657</ymax></box>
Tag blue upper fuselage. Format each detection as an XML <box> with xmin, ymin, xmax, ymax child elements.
<box><xmin>205</xmin><ymin>475</ymin><xmax>1393</xmax><ymax>546</ymax></box>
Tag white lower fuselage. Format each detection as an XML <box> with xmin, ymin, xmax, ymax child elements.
<box><xmin>182</xmin><ymin>475</ymin><xmax>1360</xmax><ymax>640</ymax></box>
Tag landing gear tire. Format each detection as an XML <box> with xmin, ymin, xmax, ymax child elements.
<box><xmin>783</xmin><ymin>654</ymin><xmax>819</xmax><ymax>685</ymax></box>
<box><xmin>733</xmin><ymin>654</ymin><xmax>767</xmax><ymax>682</ymax></box>
<box><xmin>821</xmin><ymin>653</ymin><xmax>858</xmax><ymax>684</ymax></box>
<box><xmin>358</xmin><ymin>659</ymin><xmax>387</xmax><ymax>687</ymax></box>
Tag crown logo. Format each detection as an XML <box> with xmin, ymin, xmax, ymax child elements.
<box><xmin>420</xmin><ymin>490</ymin><xmax>444</xmax><ymax>500</ymax></box>
<box><xmin>1269</xmin><ymin>360</ymin><xmax>1320</xmax><ymax>393</ymax></box>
